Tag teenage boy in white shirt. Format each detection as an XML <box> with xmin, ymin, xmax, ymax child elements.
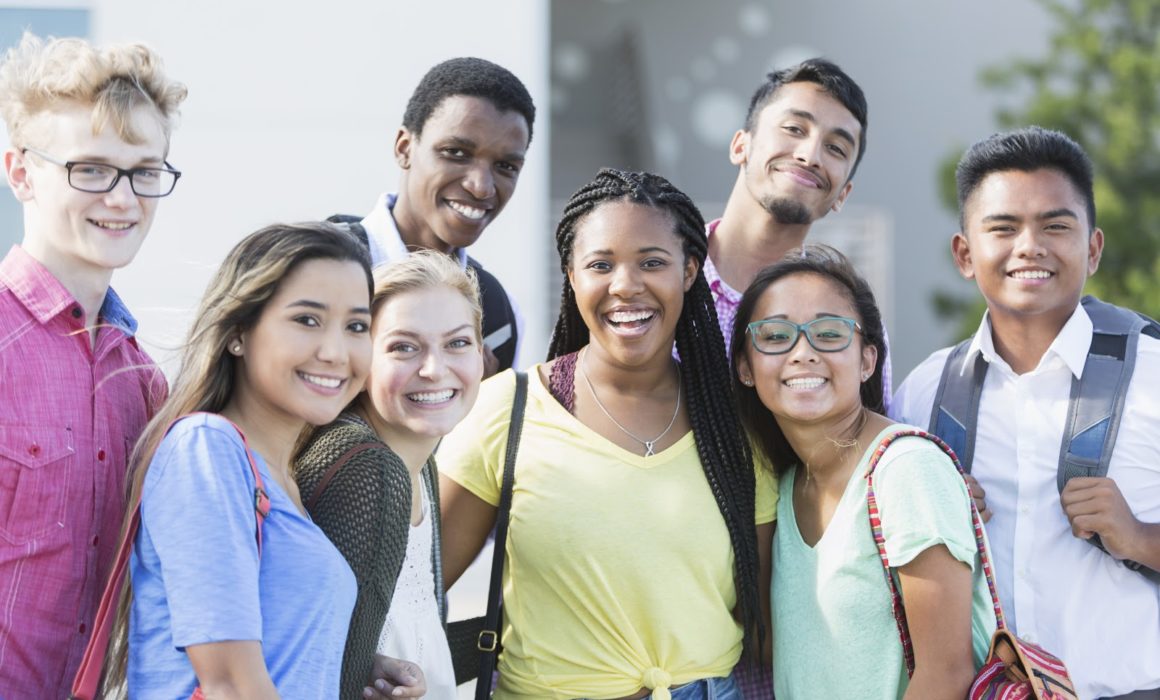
<box><xmin>892</xmin><ymin>126</ymin><xmax>1160</xmax><ymax>700</ymax></box>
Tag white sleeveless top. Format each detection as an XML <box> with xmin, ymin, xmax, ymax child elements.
<box><xmin>376</xmin><ymin>486</ymin><xmax>457</xmax><ymax>698</ymax></box>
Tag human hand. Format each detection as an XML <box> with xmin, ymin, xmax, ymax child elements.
<box><xmin>964</xmin><ymin>473</ymin><xmax>991</xmax><ymax>523</ymax></box>
<box><xmin>482</xmin><ymin>345</ymin><xmax>500</xmax><ymax>379</ymax></box>
<box><xmin>362</xmin><ymin>654</ymin><xmax>426</xmax><ymax>698</ymax></box>
<box><xmin>1061</xmin><ymin>477</ymin><xmax>1142</xmax><ymax>560</ymax></box>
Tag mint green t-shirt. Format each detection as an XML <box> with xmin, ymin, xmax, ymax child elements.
<box><xmin>772</xmin><ymin>426</ymin><xmax>996</xmax><ymax>699</ymax></box>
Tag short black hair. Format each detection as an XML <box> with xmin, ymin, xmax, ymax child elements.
<box><xmin>744</xmin><ymin>58</ymin><xmax>869</xmax><ymax>178</ymax></box>
<box><xmin>402</xmin><ymin>57</ymin><xmax>536</xmax><ymax>145</ymax></box>
<box><xmin>955</xmin><ymin>125</ymin><xmax>1095</xmax><ymax>230</ymax></box>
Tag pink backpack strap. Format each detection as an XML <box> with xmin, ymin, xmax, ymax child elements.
<box><xmin>863</xmin><ymin>427</ymin><xmax>1007</xmax><ymax>678</ymax></box>
<box><xmin>70</xmin><ymin>414</ymin><xmax>269</xmax><ymax>700</ymax></box>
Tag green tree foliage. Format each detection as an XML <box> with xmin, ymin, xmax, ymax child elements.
<box><xmin>937</xmin><ymin>0</ymin><xmax>1160</xmax><ymax>339</ymax></box>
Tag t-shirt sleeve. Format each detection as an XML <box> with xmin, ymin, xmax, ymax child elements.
<box><xmin>873</xmin><ymin>433</ymin><xmax>978</xmax><ymax>570</ymax></box>
<box><xmin>753</xmin><ymin>446</ymin><xmax>779</xmax><ymax>525</ymax></box>
<box><xmin>139</xmin><ymin>415</ymin><xmax>264</xmax><ymax>648</ymax></box>
<box><xmin>437</xmin><ymin>369</ymin><xmax>519</xmax><ymax>506</ymax></box>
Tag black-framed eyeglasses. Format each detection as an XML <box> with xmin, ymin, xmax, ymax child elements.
<box><xmin>21</xmin><ymin>147</ymin><xmax>181</xmax><ymax>197</ymax></box>
<box><xmin>746</xmin><ymin>316</ymin><xmax>863</xmax><ymax>355</ymax></box>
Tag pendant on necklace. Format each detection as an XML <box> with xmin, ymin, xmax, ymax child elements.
<box><xmin>644</xmin><ymin>441</ymin><xmax>656</xmax><ymax>457</ymax></box>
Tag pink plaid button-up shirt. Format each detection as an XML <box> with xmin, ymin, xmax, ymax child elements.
<box><xmin>0</xmin><ymin>246</ymin><xmax>166</xmax><ymax>700</ymax></box>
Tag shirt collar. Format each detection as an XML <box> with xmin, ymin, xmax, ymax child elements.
<box><xmin>361</xmin><ymin>192</ymin><xmax>469</xmax><ymax>269</ymax></box>
<box><xmin>703</xmin><ymin>219</ymin><xmax>741</xmax><ymax>304</ymax></box>
<box><xmin>0</xmin><ymin>245</ymin><xmax>138</xmax><ymax>332</ymax></box>
<box><xmin>965</xmin><ymin>302</ymin><xmax>1091</xmax><ymax>379</ymax></box>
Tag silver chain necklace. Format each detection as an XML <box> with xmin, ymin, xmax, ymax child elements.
<box><xmin>580</xmin><ymin>348</ymin><xmax>681</xmax><ymax>457</ymax></box>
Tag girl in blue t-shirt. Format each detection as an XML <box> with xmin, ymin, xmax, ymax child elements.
<box><xmin>100</xmin><ymin>223</ymin><xmax>420</xmax><ymax>698</ymax></box>
<box><xmin>730</xmin><ymin>245</ymin><xmax>995</xmax><ymax>700</ymax></box>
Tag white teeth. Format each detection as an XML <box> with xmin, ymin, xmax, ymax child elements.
<box><xmin>608</xmin><ymin>310</ymin><xmax>654</xmax><ymax>323</ymax></box>
<box><xmin>1010</xmin><ymin>270</ymin><xmax>1052</xmax><ymax>279</ymax></box>
<box><xmin>93</xmin><ymin>221</ymin><xmax>134</xmax><ymax>230</ymax></box>
<box><xmin>300</xmin><ymin>373</ymin><xmax>341</xmax><ymax>389</ymax></box>
<box><xmin>408</xmin><ymin>389</ymin><xmax>454</xmax><ymax>403</ymax></box>
<box><xmin>785</xmin><ymin>377</ymin><xmax>826</xmax><ymax>389</ymax></box>
<box><xmin>447</xmin><ymin>201</ymin><xmax>486</xmax><ymax>220</ymax></box>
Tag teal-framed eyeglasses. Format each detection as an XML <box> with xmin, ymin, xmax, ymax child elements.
<box><xmin>746</xmin><ymin>316</ymin><xmax>862</xmax><ymax>355</ymax></box>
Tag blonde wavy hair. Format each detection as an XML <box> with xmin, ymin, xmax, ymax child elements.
<box><xmin>370</xmin><ymin>249</ymin><xmax>483</xmax><ymax>341</ymax></box>
<box><xmin>0</xmin><ymin>32</ymin><xmax>187</xmax><ymax>148</ymax></box>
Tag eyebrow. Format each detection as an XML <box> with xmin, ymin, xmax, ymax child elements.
<box><xmin>72</xmin><ymin>154</ymin><xmax>166</xmax><ymax>166</ymax></box>
<box><xmin>762</xmin><ymin>312</ymin><xmax>850</xmax><ymax>321</ymax></box>
<box><xmin>582</xmin><ymin>245</ymin><xmax>674</xmax><ymax>258</ymax></box>
<box><xmin>287</xmin><ymin>300</ymin><xmax>371</xmax><ymax>315</ymax></box>
<box><xmin>385</xmin><ymin>324</ymin><xmax>474</xmax><ymax>339</ymax></box>
<box><xmin>981</xmin><ymin>208</ymin><xmax>1080</xmax><ymax>224</ymax></box>
<box><xmin>785</xmin><ymin>109</ymin><xmax>857</xmax><ymax>148</ymax></box>
<box><xmin>444</xmin><ymin>136</ymin><xmax>526</xmax><ymax>163</ymax></box>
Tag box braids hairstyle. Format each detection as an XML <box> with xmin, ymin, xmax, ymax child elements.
<box><xmin>548</xmin><ymin>167</ymin><xmax>764</xmax><ymax>658</ymax></box>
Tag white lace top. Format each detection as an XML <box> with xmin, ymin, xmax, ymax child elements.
<box><xmin>376</xmin><ymin>486</ymin><xmax>457</xmax><ymax>698</ymax></box>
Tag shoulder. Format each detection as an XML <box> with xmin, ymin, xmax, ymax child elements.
<box><xmin>873</xmin><ymin>428</ymin><xmax>965</xmax><ymax>494</ymax></box>
<box><xmin>297</xmin><ymin>413</ymin><xmax>403</xmax><ymax>483</ymax></box>
<box><xmin>889</xmin><ymin>345</ymin><xmax>956</xmax><ymax>425</ymax></box>
<box><xmin>160</xmin><ymin>413</ymin><xmax>246</xmax><ymax>454</ymax></box>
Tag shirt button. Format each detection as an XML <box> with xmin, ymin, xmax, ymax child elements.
<box><xmin>91</xmin><ymin>535</ymin><xmax>99</xmax><ymax>546</ymax></box>
<box><xmin>28</xmin><ymin>443</ymin><xmax>40</xmax><ymax>457</ymax></box>
<box><xmin>78</xmin><ymin>623</ymin><xmax>86</xmax><ymax>634</ymax></box>
<box><xmin>71</xmin><ymin>307</ymin><xmax>82</xmax><ymax>319</ymax></box>
<box><xmin>97</xmin><ymin>449</ymin><xmax>106</xmax><ymax>461</ymax></box>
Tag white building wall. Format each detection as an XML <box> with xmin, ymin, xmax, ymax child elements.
<box><xmin>85</xmin><ymin>0</ymin><xmax>552</xmax><ymax>372</ymax></box>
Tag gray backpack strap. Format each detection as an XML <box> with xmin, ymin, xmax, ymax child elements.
<box><xmin>928</xmin><ymin>339</ymin><xmax>988</xmax><ymax>473</ymax></box>
<box><xmin>1064</xmin><ymin>297</ymin><xmax>1160</xmax><ymax>581</ymax></box>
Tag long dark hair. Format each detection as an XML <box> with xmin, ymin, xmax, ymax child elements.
<box><xmin>729</xmin><ymin>244</ymin><xmax>886</xmax><ymax>475</ymax></box>
<box><xmin>104</xmin><ymin>222</ymin><xmax>372</xmax><ymax>692</ymax></box>
<box><xmin>549</xmin><ymin>167</ymin><xmax>764</xmax><ymax>657</ymax></box>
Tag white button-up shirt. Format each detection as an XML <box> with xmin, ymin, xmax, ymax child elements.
<box><xmin>360</xmin><ymin>192</ymin><xmax>523</xmax><ymax>366</ymax></box>
<box><xmin>892</xmin><ymin>303</ymin><xmax>1160</xmax><ymax>699</ymax></box>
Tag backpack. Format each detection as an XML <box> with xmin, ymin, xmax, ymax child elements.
<box><xmin>929</xmin><ymin>295</ymin><xmax>1160</xmax><ymax>579</ymax></box>
<box><xmin>327</xmin><ymin>214</ymin><xmax>520</xmax><ymax>372</ymax></box>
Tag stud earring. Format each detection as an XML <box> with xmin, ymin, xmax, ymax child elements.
<box><xmin>742</xmin><ymin>377</ymin><xmax>754</xmax><ymax>387</ymax></box>
<box><xmin>230</xmin><ymin>341</ymin><xmax>242</xmax><ymax>355</ymax></box>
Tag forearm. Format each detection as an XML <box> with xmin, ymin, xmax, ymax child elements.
<box><xmin>1125</xmin><ymin>520</ymin><xmax>1160</xmax><ymax>572</ymax></box>
<box><xmin>902</xmin><ymin>665</ymin><xmax>975</xmax><ymax>700</ymax></box>
<box><xmin>188</xmin><ymin>641</ymin><xmax>279</xmax><ymax>700</ymax></box>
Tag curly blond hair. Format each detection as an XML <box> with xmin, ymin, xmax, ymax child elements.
<box><xmin>0</xmin><ymin>32</ymin><xmax>187</xmax><ymax>148</ymax></box>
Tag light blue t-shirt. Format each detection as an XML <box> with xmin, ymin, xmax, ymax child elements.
<box><xmin>128</xmin><ymin>414</ymin><xmax>356</xmax><ymax>698</ymax></box>
<box><xmin>772</xmin><ymin>425</ymin><xmax>997</xmax><ymax>699</ymax></box>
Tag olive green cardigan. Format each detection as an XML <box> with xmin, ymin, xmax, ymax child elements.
<box><xmin>295</xmin><ymin>411</ymin><xmax>445</xmax><ymax>700</ymax></box>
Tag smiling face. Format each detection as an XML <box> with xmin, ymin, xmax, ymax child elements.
<box><xmin>731</xmin><ymin>82</ymin><xmax>860</xmax><ymax>225</ymax></box>
<box><xmin>392</xmin><ymin>95</ymin><xmax>530</xmax><ymax>254</ymax></box>
<box><xmin>953</xmin><ymin>168</ymin><xmax>1103</xmax><ymax>332</ymax></box>
<box><xmin>735</xmin><ymin>272</ymin><xmax>876</xmax><ymax>428</ymax></box>
<box><xmin>361</xmin><ymin>285</ymin><xmax>484</xmax><ymax>450</ymax></box>
<box><xmin>567</xmin><ymin>200</ymin><xmax>697</xmax><ymax>369</ymax></box>
<box><xmin>233</xmin><ymin>258</ymin><xmax>372</xmax><ymax>432</ymax></box>
<box><xmin>6</xmin><ymin>101</ymin><xmax>169</xmax><ymax>285</ymax></box>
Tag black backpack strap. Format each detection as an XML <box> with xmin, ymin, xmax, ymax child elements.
<box><xmin>475</xmin><ymin>371</ymin><xmax>528</xmax><ymax>699</ymax></box>
<box><xmin>467</xmin><ymin>257</ymin><xmax>519</xmax><ymax>372</ymax></box>
<box><xmin>325</xmin><ymin>214</ymin><xmax>370</xmax><ymax>249</ymax></box>
<box><xmin>928</xmin><ymin>339</ymin><xmax>987</xmax><ymax>472</ymax></box>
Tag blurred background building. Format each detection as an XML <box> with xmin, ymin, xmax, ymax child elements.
<box><xmin>0</xmin><ymin>1</ymin><xmax>1113</xmax><ymax>695</ymax></box>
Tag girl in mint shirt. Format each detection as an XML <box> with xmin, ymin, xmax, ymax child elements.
<box><xmin>730</xmin><ymin>245</ymin><xmax>995</xmax><ymax>700</ymax></box>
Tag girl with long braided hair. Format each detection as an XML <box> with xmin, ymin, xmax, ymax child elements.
<box><xmin>439</xmin><ymin>168</ymin><xmax>772</xmax><ymax>700</ymax></box>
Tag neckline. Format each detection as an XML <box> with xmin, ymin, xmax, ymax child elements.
<box><xmin>530</xmin><ymin>365</ymin><xmax>695</xmax><ymax>467</ymax></box>
<box><xmin>785</xmin><ymin>424</ymin><xmax>902</xmax><ymax>550</ymax></box>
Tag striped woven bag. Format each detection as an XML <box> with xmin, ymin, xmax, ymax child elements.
<box><xmin>864</xmin><ymin>428</ymin><xmax>1078</xmax><ymax>700</ymax></box>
